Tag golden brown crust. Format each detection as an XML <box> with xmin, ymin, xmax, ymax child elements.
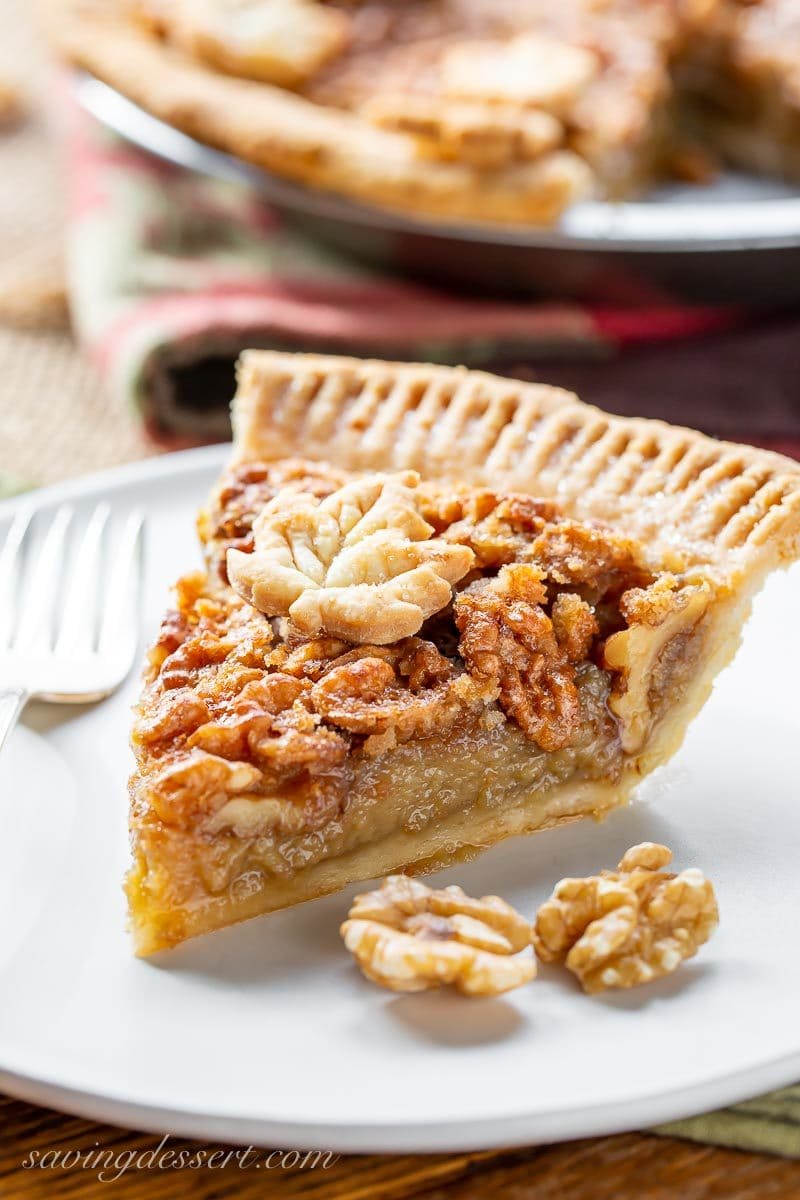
<box><xmin>231</xmin><ymin>353</ymin><xmax>800</xmax><ymax>584</ymax></box>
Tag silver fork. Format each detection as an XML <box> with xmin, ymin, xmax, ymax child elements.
<box><xmin>0</xmin><ymin>502</ymin><xmax>145</xmax><ymax>751</ymax></box>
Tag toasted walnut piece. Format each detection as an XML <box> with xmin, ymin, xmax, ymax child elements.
<box><xmin>187</xmin><ymin>708</ymin><xmax>276</xmax><ymax>760</ymax></box>
<box><xmin>341</xmin><ymin>875</ymin><xmax>535</xmax><ymax>996</ymax></box>
<box><xmin>551</xmin><ymin>592</ymin><xmax>599</xmax><ymax>662</ymax></box>
<box><xmin>362</xmin><ymin>93</ymin><xmax>563</xmax><ymax>168</ymax></box>
<box><xmin>603</xmin><ymin>576</ymin><xmax>713</xmax><ymax>753</ymax></box>
<box><xmin>146</xmin><ymin>750</ymin><xmax>263</xmax><ymax>826</ymax></box>
<box><xmin>529</xmin><ymin>520</ymin><xmax>650</xmax><ymax>602</ymax></box>
<box><xmin>159</xmin><ymin>632</ymin><xmax>238</xmax><ymax>690</ymax></box>
<box><xmin>419</xmin><ymin>486</ymin><xmax>559</xmax><ymax>535</ymax></box>
<box><xmin>172</xmin><ymin>0</ymin><xmax>350</xmax><ymax>88</ymax></box>
<box><xmin>309</xmin><ymin>646</ymin><xmax>494</xmax><ymax>744</ymax></box>
<box><xmin>396</xmin><ymin>637</ymin><xmax>453</xmax><ymax>690</ymax></box>
<box><xmin>267</xmin><ymin>636</ymin><xmax>352</xmax><ymax>681</ymax></box>
<box><xmin>227</xmin><ymin>473</ymin><xmax>474</xmax><ymax>644</ymax></box>
<box><xmin>532</xmin><ymin>842</ymin><xmax>719</xmax><ymax>994</ymax></box>
<box><xmin>133</xmin><ymin>688</ymin><xmax>211</xmax><ymax>749</ymax></box>
<box><xmin>437</xmin><ymin>491</ymin><xmax>557</xmax><ymax>569</ymax></box>
<box><xmin>187</xmin><ymin>671</ymin><xmax>349</xmax><ymax>778</ymax></box>
<box><xmin>206</xmin><ymin>768</ymin><xmax>348</xmax><ymax>836</ymax></box>
<box><xmin>455</xmin><ymin>564</ymin><xmax>583</xmax><ymax>751</ymax></box>
<box><xmin>250</xmin><ymin>716</ymin><xmax>349</xmax><ymax>776</ymax></box>
<box><xmin>205</xmin><ymin>794</ymin><xmax>310</xmax><ymax>838</ymax></box>
<box><xmin>272</xmin><ymin>629</ymin><xmax>446</xmax><ymax>683</ymax></box>
<box><xmin>440</xmin><ymin>33</ymin><xmax>599</xmax><ymax>117</ymax></box>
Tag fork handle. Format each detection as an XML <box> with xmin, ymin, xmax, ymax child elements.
<box><xmin>0</xmin><ymin>688</ymin><xmax>28</xmax><ymax>752</ymax></box>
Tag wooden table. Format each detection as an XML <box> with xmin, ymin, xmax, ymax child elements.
<box><xmin>3</xmin><ymin>1094</ymin><xmax>799</xmax><ymax>1200</ymax></box>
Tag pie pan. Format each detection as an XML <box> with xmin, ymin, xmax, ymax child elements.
<box><xmin>77</xmin><ymin>74</ymin><xmax>800</xmax><ymax>305</ymax></box>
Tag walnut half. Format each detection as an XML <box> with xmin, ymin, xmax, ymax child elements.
<box><xmin>227</xmin><ymin>473</ymin><xmax>474</xmax><ymax>645</ymax></box>
<box><xmin>532</xmin><ymin>843</ymin><xmax>719</xmax><ymax>994</ymax></box>
<box><xmin>341</xmin><ymin>875</ymin><xmax>536</xmax><ymax>997</ymax></box>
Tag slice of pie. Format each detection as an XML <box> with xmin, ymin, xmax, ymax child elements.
<box><xmin>44</xmin><ymin>0</ymin><xmax>800</xmax><ymax>225</ymax></box>
<box><xmin>128</xmin><ymin>352</ymin><xmax>800</xmax><ymax>955</ymax></box>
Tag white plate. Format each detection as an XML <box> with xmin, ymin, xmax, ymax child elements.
<box><xmin>1</xmin><ymin>446</ymin><xmax>798</xmax><ymax>1152</ymax></box>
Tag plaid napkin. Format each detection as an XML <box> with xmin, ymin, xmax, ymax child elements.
<box><xmin>60</xmin><ymin>96</ymin><xmax>800</xmax><ymax>1158</ymax></box>
<box><xmin>657</xmin><ymin>1087</ymin><xmax>800</xmax><ymax>1157</ymax></box>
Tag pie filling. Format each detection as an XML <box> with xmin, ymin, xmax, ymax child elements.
<box><xmin>128</xmin><ymin>457</ymin><xmax>720</xmax><ymax>953</ymax></box>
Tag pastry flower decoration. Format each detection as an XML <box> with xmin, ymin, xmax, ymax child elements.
<box><xmin>227</xmin><ymin>472</ymin><xmax>474</xmax><ymax>644</ymax></box>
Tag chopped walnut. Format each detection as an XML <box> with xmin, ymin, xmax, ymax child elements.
<box><xmin>133</xmin><ymin>687</ymin><xmax>211</xmax><ymax>750</ymax></box>
<box><xmin>309</xmin><ymin>640</ymin><xmax>496</xmax><ymax>745</ymax></box>
<box><xmin>440</xmin><ymin>33</ymin><xmax>599</xmax><ymax>116</ymax></box>
<box><xmin>227</xmin><ymin>473</ymin><xmax>474</xmax><ymax>644</ymax></box>
<box><xmin>532</xmin><ymin>843</ymin><xmax>719</xmax><ymax>994</ymax></box>
<box><xmin>431</xmin><ymin>489</ymin><xmax>557</xmax><ymax>569</ymax></box>
<box><xmin>187</xmin><ymin>673</ymin><xmax>349</xmax><ymax>778</ymax></box>
<box><xmin>528</xmin><ymin>520</ymin><xmax>651</xmax><ymax>604</ymax></box>
<box><xmin>455</xmin><ymin>564</ymin><xmax>589</xmax><ymax>751</ymax></box>
<box><xmin>341</xmin><ymin>875</ymin><xmax>535</xmax><ymax>996</ymax></box>
<box><xmin>551</xmin><ymin>591</ymin><xmax>598</xmax><ymax>662</ymax></box>
<box><xmin>146</xmin><ymin>750</ymin><xmax>262</xmax><ymax>826</ymax></box>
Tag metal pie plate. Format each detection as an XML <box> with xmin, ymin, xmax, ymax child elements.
<box><xmin>77</xmin><ymin>74</ymin><xmax>800</xmax><ymax>303</ymax></box>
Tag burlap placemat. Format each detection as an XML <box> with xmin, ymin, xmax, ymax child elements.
<box><xmin>0</xmin><ymin>0</ymin><xmax>151</xmax><ymax>487</ymax></box>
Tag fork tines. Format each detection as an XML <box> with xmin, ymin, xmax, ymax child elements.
<box><xmin>0</xmin><ymin>501</ymin><xmax>145</xmax><ymax>685</ymax></box>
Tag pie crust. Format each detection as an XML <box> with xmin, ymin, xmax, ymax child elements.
<box><xmin>42</xmin><ymin>0</ymin><xmax>800</xmax><ymax>225</ymax></box>
<box><xmin>127</xmin><ymin>352</ymin><xmax>800</xmax><ymax>954</ymax></box>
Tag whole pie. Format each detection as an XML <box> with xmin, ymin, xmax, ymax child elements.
<box><xmin>127</xmin><ymin>352</ymin><xmax>800</xmax><ymax>954</ymax></box>
<box><xmin>43</xmin><ymin>0</ymin><xmax>800</xmax><ymax>224</ymax></box>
